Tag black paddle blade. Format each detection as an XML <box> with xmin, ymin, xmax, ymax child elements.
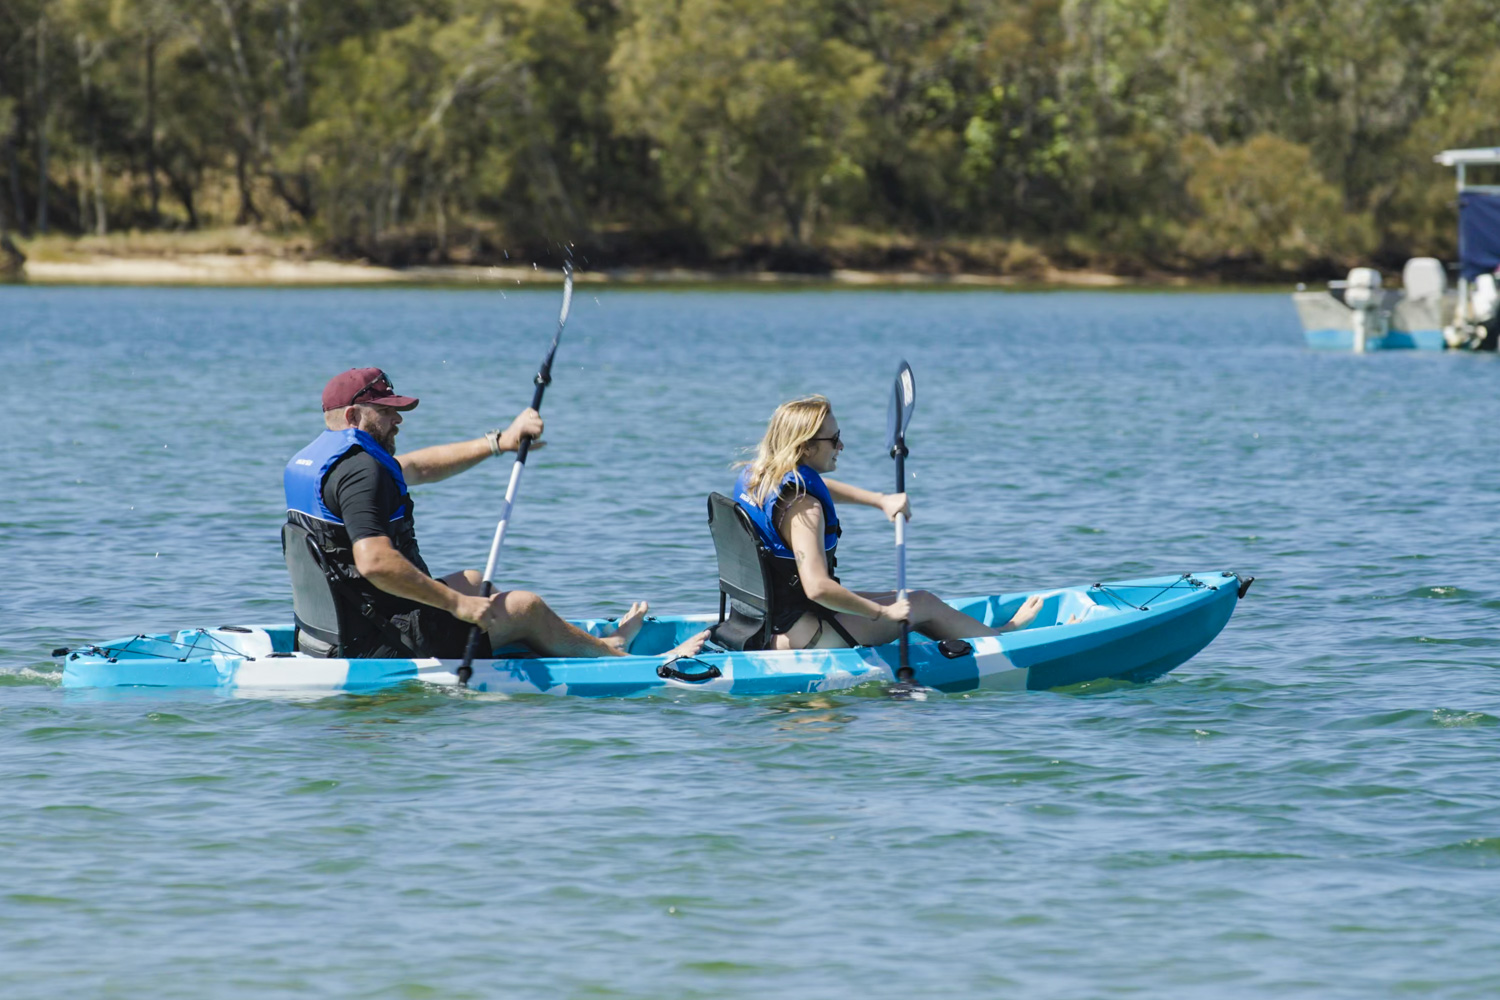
<box><xmin>886</xmin><ymin>360</ymin><xmax>915</xmax><ymax>453</ymax></box>
<box><xmin>886</xmin><ymin>679</ymin><xmax>930</xmax><ymax>701</ymax></box>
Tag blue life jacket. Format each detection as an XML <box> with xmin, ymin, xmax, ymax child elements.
<box><xmin>734</xmin><ymin>465</ymin><xmax>839</xmax><ymax>558</ymax></box>
<box><xmin>285</xmin><ymin>428</ymin><xmax>410</xmax><ymax>525</ymax></box>
<box><xmin>733</xmin><ymin>465</ymin><xmax>842</xmax><ymax>634</ymax></box>
<box><xmin>283</xmin><ymin>429</ymin><xmax>426</xmax><ymax>633</ymax></box>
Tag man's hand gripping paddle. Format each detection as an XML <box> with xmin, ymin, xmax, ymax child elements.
<box><xmin>457</xmin><ymin>264</ymin><xmax>574</xmax><ymax>686</ymax></box>
<box><xmin>886</xmin><ymin>360</ymin><xmax>917</xmax><ymax>689</ymax></box>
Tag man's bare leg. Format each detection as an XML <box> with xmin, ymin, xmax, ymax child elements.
<box><xmin>601</xmin><ymin>601</ymin><xmax>648</xmax><ymax>653</ymax></box>
<box><xmin>442</xmin><ymin>572</ymin><xmax>706</xmax><ymax>659</ymax></box>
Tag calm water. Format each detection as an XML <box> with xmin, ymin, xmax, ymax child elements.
<box><xmin>4</xmin><ymin>286</ymin><xmax>1499</xmax><ymax>998</ymax></box>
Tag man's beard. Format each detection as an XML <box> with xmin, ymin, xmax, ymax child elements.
<box><xmin>360</xmin><ymin>421</ymin><xmax>397</xmax><ymax>454</ymax></box>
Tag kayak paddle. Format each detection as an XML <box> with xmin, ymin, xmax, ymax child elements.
<box><xmin>457</xmin><ymin>263</ymin><xmax>574</xmax><ymax>685</ymax></box>
<box><xmin>886</xmin><ymin>360</ymin><xmax>916</xmax><ymax>685</ymax></box>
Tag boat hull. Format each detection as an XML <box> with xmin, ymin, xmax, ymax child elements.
<box><xmin>1293</xmin><ymin>291</ymin><xmax>1449</xmax><ymax>351</ymax></box>
<box><xmin>59</xmin><ymin>572</ymin><xmax>1248</xmax><ymax>697</ymax></box>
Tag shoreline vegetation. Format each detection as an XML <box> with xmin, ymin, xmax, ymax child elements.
<box><xmin>8</xmin><ymin>228</ymin><xmax>1235</xmax><ymax>289</ymax></box>
<box><xmin>4</xmin><ymin>2</ymin><xmax>1498</xmax><ymax>294</ymax></box>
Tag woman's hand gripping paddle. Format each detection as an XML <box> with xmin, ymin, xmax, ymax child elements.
<box><xmin>457</xmin><ymin>264</ymin><xmax>574</xmax><ymax>686</ymax></box>
<box><xmin>886</xmin><ymin>360</ymin><xmax>917</xmax><ymax>687</ymax></box>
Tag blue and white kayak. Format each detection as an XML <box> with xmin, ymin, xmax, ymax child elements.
<box><xmin>59</xmin><ymin>571</ymin><xmax>1251</xmax><ymax>696</ymax></box>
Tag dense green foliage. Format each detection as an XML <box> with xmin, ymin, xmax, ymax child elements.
<box><xmin>3</xmin><ymin>0</ymin><xmax>1498</xmax><ymax>274</ymax></box>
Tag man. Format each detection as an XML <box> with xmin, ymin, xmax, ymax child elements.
<box><xmin>284</xmin><ymin>367</ymin><xmax>707</xmax><ymax>660</ymax></box>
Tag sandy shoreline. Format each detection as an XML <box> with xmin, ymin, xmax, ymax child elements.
<box><xmin>13</xmin><ymin>251</ymin><xmax>1166</xmax><ymax>289</ymax></box>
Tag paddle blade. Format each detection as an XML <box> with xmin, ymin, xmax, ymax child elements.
<box><xmin>886</xmin><ymin>360</ymin><xmax>916</xmax><ymax>451</ymax></box>
<box><xmin>558</xmin><ymin>264</ymin><xmax>574</xmax><ymax>326</ymax></box>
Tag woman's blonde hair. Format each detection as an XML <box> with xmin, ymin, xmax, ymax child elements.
<box><xmin>740</xmin><ymin>395</ymin><xmax>833</xmax><ymax>505</ymax></box>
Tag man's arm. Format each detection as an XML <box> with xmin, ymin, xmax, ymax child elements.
<box><xmin>351</xmin><ymin>536</ymin><xmax>495</xmax><ymax>626</ymax></box>
<box><xmin>398</xmin><ymin>409</ymin><xmax>544</xmax><ymax>485</ymax></box>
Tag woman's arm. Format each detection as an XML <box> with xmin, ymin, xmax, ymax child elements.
<box><xmin>781</xmin><ymin>496</ymin><xmax>906</xmax><ymax>623</ymax></box>
<box><xmin>822</xmin><ymin>478</ymin><xmax>910</xmax><ymax>522</ymax></box>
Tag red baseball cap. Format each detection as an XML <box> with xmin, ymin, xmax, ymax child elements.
<box><xmin>321</xmin><ymin>368</ymin><xmax>420</xmax><ymax>412</ymax></box>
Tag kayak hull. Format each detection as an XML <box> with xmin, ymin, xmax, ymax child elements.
<box><xmin>60</xmin><ymin>572</ymin><xmax>1248</xmax><ymax>697</ymax></box>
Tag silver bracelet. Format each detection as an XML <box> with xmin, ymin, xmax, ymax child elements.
<box><xmin>485</xmin><ymin>429</ymin><xmax>503</xmax><ymax>456</ymax></box>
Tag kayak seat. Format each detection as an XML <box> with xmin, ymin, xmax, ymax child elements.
<box><xmin>706</xmin><ymin>492</ymin><xmax>776</xmax><ymax>651</ymax></box>
<box><xmin>281</xmin><ymin>521</ymin><xmax>350</xmax><ymax>657</ymax></box>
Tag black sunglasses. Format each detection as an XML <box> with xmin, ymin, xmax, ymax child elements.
<box><xmin>810</xmin><ymin>430</ymin><xmax>842</xmax><ymax>448</ymax></box>
<box><xmin>350</xmin><ymin>371</ymin><xmax>395</xmax><ymax>404</ymax></box>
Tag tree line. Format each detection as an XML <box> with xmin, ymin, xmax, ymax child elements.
<box><xmin>3</xmin><ymin>0</ymin><xmax>1498</xmax><ymax>276</ymax></box>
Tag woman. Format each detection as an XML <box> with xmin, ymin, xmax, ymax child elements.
<box><xmin>733</xmin><ymin>395</ymin><xmax>1041</xmax><ymax>650</ymax></box>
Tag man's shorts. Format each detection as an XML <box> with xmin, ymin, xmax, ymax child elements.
<box><xmin>349</xmin><ymin>605</ymin><xmax>491</xmax><ymax>660</ymax></box>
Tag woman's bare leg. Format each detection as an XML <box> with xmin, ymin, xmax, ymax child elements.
<box><xmin>835</xmin><ymin>590</ymin><xmax>1000</xmax><ymax>645</ymax></box>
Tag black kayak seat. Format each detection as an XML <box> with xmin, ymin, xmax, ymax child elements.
<box><xmin>706</xmin><ymin>492</ymin><xmax>777</xmax><ymax>651</ymax></box>
<box><xmin>281</xmin><ymin>521</ymin><xmax>346</xmax><ymax>657</ymax></box>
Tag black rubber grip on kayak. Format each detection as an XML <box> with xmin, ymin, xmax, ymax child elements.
<box><xmin>1236</xmin><ymin>575</ymin><xmax>1255</xmax><ymax>599</ymax></box>
<box><xmin>938</xmin><ymin>639</ymin><xmax>973</xmax><ymax>659</ymax></box>
<box><xmin>656</xmin><ymin>659</ymin><xmax>722</xmax><ymax>683</ymax></box>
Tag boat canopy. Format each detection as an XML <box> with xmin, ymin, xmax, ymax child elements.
<box><xmin>1460</xmin><ymin>192</ymin><xmax>1500</xmax><ymax>281</ymax></box>
<box><xmin>1434</xmin><ymin>147</ymin><xmax>1500</xmax><ymax>168</ymax></box>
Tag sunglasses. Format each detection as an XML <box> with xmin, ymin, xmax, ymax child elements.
<box><xmin>350</xmin><ymin>372</ymin><xmax>395</xmax><ymax>404</ymax></box>
<box><xmin>810</xmin><ymin>430</ymin><xmax>842</xmax><ymax>448</ymax></box>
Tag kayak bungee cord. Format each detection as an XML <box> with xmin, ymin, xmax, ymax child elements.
<box><xmin>457</xmin><ymin>262</ymin><xmax>575</xmax><ymax>686</ymax></box>
<box><xmin>1090</xmin><ymin>574</ymin><xmax>1202</xmax><ymax>612</ymax></box>
<box><xmin>886</xmin><ymin>360</ymin><xmax>917</xmax><ymax>690</ymax></box>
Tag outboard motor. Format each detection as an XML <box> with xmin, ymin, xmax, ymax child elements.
<box><xmin>1402</xmin><ymin>257</ymin><xmax>1446</xmax><ymax>300</ymax></box>
<box><xmin>1344</xmin><ymin>267</ymin><xmax>1387</xmax><ymax>353</ymax></box>
<box><xmin>1473</xmin><ymin>273</ymin><xmax>1499</xmax><ymax>325</ymax></box>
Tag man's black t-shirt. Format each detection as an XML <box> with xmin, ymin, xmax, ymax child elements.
<box><xmin>322</xmin><ymin>448</ymin><xmax>432</xmax><ymax>577</ymax></box>
<box><xmin>317</xmin><ymin>448</ymin><xmax>480</xmax><ymax>658</ymax></box>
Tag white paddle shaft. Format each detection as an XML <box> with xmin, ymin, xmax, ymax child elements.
<box><xmin>479</xmin><ymin>455</ymin><xmax>528</xmax><ymax>587</ymax></box>
<box><xmin>895</xmin><ymin>512</ymin><xmax>907</xmax><ymax>597</ymax></box>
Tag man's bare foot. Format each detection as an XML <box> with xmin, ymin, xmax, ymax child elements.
<box><xmin>664</xmin><ymin>629</ymin><xmax>711</xmax><ymax>660</ymax></box>
<box><xmin>602</xmin><ymin>601</ymin><xmax>649</xmax><ymax>653</ymax></box>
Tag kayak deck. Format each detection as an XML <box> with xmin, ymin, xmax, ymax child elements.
<box><xmin>59</xmin><ymin>571</ymin><xmax>1248</xmax><ymax>696</ymax></box>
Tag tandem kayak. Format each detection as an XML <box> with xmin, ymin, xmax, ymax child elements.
<box><xmin>58</xmin><ymin>571</ymin><xmax>1251</xmax><ymax>696</ymax></box>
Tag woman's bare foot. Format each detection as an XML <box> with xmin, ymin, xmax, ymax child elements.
<box><xmin>665</xmin><ymin>629</ymin><xmax>711</xmax><ymax>659</ymax></box>
<box><xmin>602</xmin><ymin>601</ymin><xmax>649</xmax><ymax>653</ymax></box>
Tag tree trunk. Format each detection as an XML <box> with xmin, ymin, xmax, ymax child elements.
<box><xmin>35</xmin><ymin>14</ymin><xmax>50</xmax><ymax>235</ymax></box>
<box><xmin>4</xmin><ymin>107</ymin><xmax>26</xmax><ymax>235</ymax></box>
<box><xmin>76</xmin><ymin>34</ymin><xmax>107</xmax><ymax>236</ymax></box>
<box><xmin>234</xmin><ymin>143</ymin><xmax>259</xmax><ymax>223</ymax></box>
<box><xmin>164</xmin><ymin>163</ymin><xmax>199</xmax><ymax>229</ymax></box>
<box><xmin>146</xmin><ymin>32</ymin><xmax>160</xmax><ymax>227</ymax></box>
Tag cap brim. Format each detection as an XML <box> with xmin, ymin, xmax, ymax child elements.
<box><xmin>366</xmin><ymin>394</ymin><xmax>419</xmax><ymax>411</ymax></box>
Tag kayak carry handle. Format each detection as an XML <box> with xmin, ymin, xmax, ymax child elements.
<box><xmin>1236</xmin><ymin>575</ymin><xmax>1255</xmax><ymax>599</ymax></box>
<box><xmin>656</xmin><ymin>659</ymin><xmax>723</xmax><ymax>683</ymax></box>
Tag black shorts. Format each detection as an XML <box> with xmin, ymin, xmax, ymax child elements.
<box><xmin>348</xmin><ymin>605</ymin><xmax>491</xmax><ymax>660</ymax></box>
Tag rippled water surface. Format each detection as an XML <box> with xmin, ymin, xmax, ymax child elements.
<box><xmin>4</xmin><ymin>286</ymin><xmax>1500</xmax><ymax>998</ymax></box>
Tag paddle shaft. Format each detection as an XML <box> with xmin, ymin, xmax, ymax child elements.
<box><xmin>892</xmin><ymin>438</ymin><xmax>911</xmax><ymax>681</ymax></box>
<box><xmin>457</xmin><ymin>300</ymin><xmax>567</xmax><ymax>684</ymax></box>
<box><xmin>476</xmin><ymin>377</ymin><xmax>547</xmax><ymax>589</ymax></box>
